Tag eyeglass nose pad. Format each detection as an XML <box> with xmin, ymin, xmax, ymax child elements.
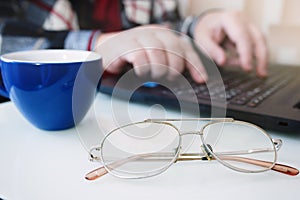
<box><xmin>272</xmin><ymin>139</ymin><xmax>282</xmax><ymax>151</ymax></box>
<box><xmin>201</xmin><ymin>144</ymin><xmax>214</xmax><ymax>160</ymax></box>
<box><xmin>89</xmin><ymin>146</ymin><xmax>102</xmax><ymax>162</ymax></box>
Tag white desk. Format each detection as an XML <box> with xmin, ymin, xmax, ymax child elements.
<box><xmin>1</xmin><ymin>93</ymin><xmax>300</xmax><ymax>200</ymax></box>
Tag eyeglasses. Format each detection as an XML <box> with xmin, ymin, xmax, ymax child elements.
<box><xmin>85</xmin><ymin>118</ymin><xmax>299</xmax><ymax>180</ymax></box>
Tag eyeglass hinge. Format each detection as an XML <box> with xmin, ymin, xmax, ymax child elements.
<box><xmin>88</xmin><ymin>146</ymin><xmax>102</xmax><ymax>162</ymax></box>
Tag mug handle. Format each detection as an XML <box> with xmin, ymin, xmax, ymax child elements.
<box><xmin>0</xmin><ymin>61</ymin><xmax>9</xmax><ymax>98</ymax></box>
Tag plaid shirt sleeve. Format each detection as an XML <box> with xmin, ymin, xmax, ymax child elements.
<box><xmin>64</xmin><ymin>30</ymin><xmax>101</xmax><ymax>51</ymax></box>
<box><xmin>120</xmin><ymin>0</ymin><xmax>199</xmax><ymax>38</ymax></box>
<box><xmin>1</xmin><ymin>0</ymin><xmax>203</xmax><ymax>54</ymax></box>
<box><xmin>64</xmin><ymin>0</ymin><xmax>199</xmax><ymax>50</ymax></box>
<box><xmin>0</xmin><ymin>0</ymin><xmax>81</xmax><ymax>54</ymax></box>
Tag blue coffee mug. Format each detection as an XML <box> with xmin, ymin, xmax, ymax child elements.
<box><xmin>0</xmin><ymin>49</ymin><xmax>102</xmax><ymax>130</ymax></box>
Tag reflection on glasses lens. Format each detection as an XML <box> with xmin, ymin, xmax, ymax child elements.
<box><xmin>101</xmin><ymin>122</ymin><xmax>181</xmax><ymax>179</ymax></box>
<box><xmin>202</xmin><ymin>121</ymin><xmax>276</xmax><ymax>173</ymax></box>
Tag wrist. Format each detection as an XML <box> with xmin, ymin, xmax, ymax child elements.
<box><xmin>193</xmin><ymin>9</ymin><xmax>223</xmax><ymax>39</ymax></box>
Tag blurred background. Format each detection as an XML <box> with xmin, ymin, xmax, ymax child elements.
<box><xmin>1</xmin><ymin>0</ymin><xmax>299</xmax><ymax>66</ymax></box>
<box><xmin>181</xmin><ymin>0</ymin><xmax>300</xmax><ymax>66</ymax></box>
<box><xmin>0</xmin><ymin>0</ymin><xmax>299</xmax><ymax>103</ymax></box>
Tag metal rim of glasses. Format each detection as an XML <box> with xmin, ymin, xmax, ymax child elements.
<box><xmin>199</xmin><ymin>120</ymin><xmax>278</xmax><ymax>174</ymax></box>
<box><xmin>99</xmin><ymin>121</ymin><xmax>183</xmax><ymax>179</ymax></box>
<box><xmin>89</xmin><ymin>118</ymin><xmax>279</xmax><ymax>179</ymax></box>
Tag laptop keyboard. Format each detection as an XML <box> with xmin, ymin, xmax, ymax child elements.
<box><xmin>171</xmin><ymin>67</ymin><xmax>294</xmax><ymax>107</ymax></box>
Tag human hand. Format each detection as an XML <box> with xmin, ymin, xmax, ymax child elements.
<box><xmin>193</xmin><ymin>10</ymin><xmax>268</xmax><ymax>77</ymax></box>
<box><xmin>94</xmin><ymin>25</ymin><xmax>208</xmax><ymax>83</ymax></box>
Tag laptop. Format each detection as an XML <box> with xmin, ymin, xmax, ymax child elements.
<box><xmin>98</xmin><ymin>50</ymin><xmax>300</xmax><ymax>133</ymax></box>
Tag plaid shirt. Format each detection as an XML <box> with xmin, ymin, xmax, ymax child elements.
<box><xmin>0</xmin><ymin>0</ymin><xmax>199</xmax><ymax>54</ymax></box>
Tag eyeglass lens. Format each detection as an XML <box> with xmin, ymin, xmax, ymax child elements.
<box><xmin>100</xmin><ymin>120</ymin><xmax>277</xmax><ymax>178</ymax></box>
<box><xmin>101</xmin><ymin>122</ymin><xmax>181</xmax><ymax>179</ymax></box>
<box><xmin>202</xmin><ymin>121</ymin><xmax>276</xmax><ymax>173</ymax></box>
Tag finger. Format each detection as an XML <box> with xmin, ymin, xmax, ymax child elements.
<box><xmin>166</xmin><ymin>53</ymin><xmax>185</xmax><ymax>81</ymax></box>
<box><xmin>122</xmin><ymin>48</ymin><xmax>151</xmax><ymax>77</ymax></box>
<box><xmin>146</xmin><ymin>49</ymin><xmax>169</xmax><ymax>79</ymax></box>
<box><xmin>137</xmin><ymin>35</ymin><xmax>168</xmax><ymax>79</ymax></box>
<box><xmin>105</xmin><ymin>57</ymin><xmax>127</xmax><ymax>73</ymax></box>
<box><xmin>182</xmin><ymin>39</ymin><xmax>208</xmax><ymax>83</ymax></box>
<box><xmin>222</xmin><ymin>13</ymin><xmax>254</xmax><ymax>72</ymax></box>
<box><xmin>97</xmin><ymin>33</ymin><xmax>149</xmax><ymax>75</ymax></box>
<box><xmin>224</xmin><ymin>57</ymin><xmax>240</xmax><ymax>67</ymax></box>
<box><xmin>155</xmin><ymin>32</ymin><xmax>185</xmax><ymax>81</ymax></box>
<box><xmin>249</xmin><ymin>24</ymin><xmax>268</xmax><ymax>77</ymax></box>
<box><xmin>200</xmin><ymin>36</ymin><xmax>227</xmax><ymax>66</ymax></box>
<box><xmin>231</xmin><ymin>31</ymin><xmax>253</xmax><ymax>72</ymax></box>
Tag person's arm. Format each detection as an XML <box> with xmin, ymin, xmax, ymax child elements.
<box><xmin>63</xmin><ymin>30</ymin><xmax>101</xmax><ymax>51</ymax></box>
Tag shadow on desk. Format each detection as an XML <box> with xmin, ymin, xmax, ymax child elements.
<box><xmin>0</xmin><ymin>96</ymin><xmax>9</xmax><ymax>103</ymax></box>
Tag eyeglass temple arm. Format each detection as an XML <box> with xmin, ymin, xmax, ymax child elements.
<box><xmin>217</xmin><ymin>155</ymin><xmax>299</xmax><ymax>176</ymax></box>
<box><xmin>177</xmin><ymin>153</ymin><xmax>299</xmax><ymax>176</ymax></box>
<box><xmin>85</xmin><ymin>153</ymin><xmax>163</xmax><ymax>181</ymax></box>
<box><xmin>85</xmin><ymin>152</ymin><xmax>299</xmax><ymax>181</ymax></box>
<box><xmin>85</xmin><ymin>166</ymin><xmax>108</xmax><ymax>180</ymax></box>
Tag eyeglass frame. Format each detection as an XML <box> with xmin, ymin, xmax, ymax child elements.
<box><xmin>85</xmin><ymin>118</ymin><xmax>299</xmax><ymax>180</ymax></box>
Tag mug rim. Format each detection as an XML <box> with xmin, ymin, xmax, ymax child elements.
<box><xmin>0</xmin><ymin>49</ymin><xmax>101</xmax><ymax>64</ymax></box>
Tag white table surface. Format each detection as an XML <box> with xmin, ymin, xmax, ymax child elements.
<box><xmin>1</xmin><ymin>93</ymin><xmax>300</xmax><ymax>200</ymax></box>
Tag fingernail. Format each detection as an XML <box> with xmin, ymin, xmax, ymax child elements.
<box><xmin>258</xmin><ymin>69</ymin><xmax>268</xmax><ymax>77</ymax></box>
<box><xmin>244</xmin><ymin>63</ymin><xmax>253</xmax><ymax>72</ymax></box>
<box><xmin>196</xmin><ymin>73</ymin><xmax>208</xmax><ymax>83</ymax></box>
<box><xmin>216</xmin><ymin>53</ymin><xmax>226</xmax><ymax>66</ymax></box>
